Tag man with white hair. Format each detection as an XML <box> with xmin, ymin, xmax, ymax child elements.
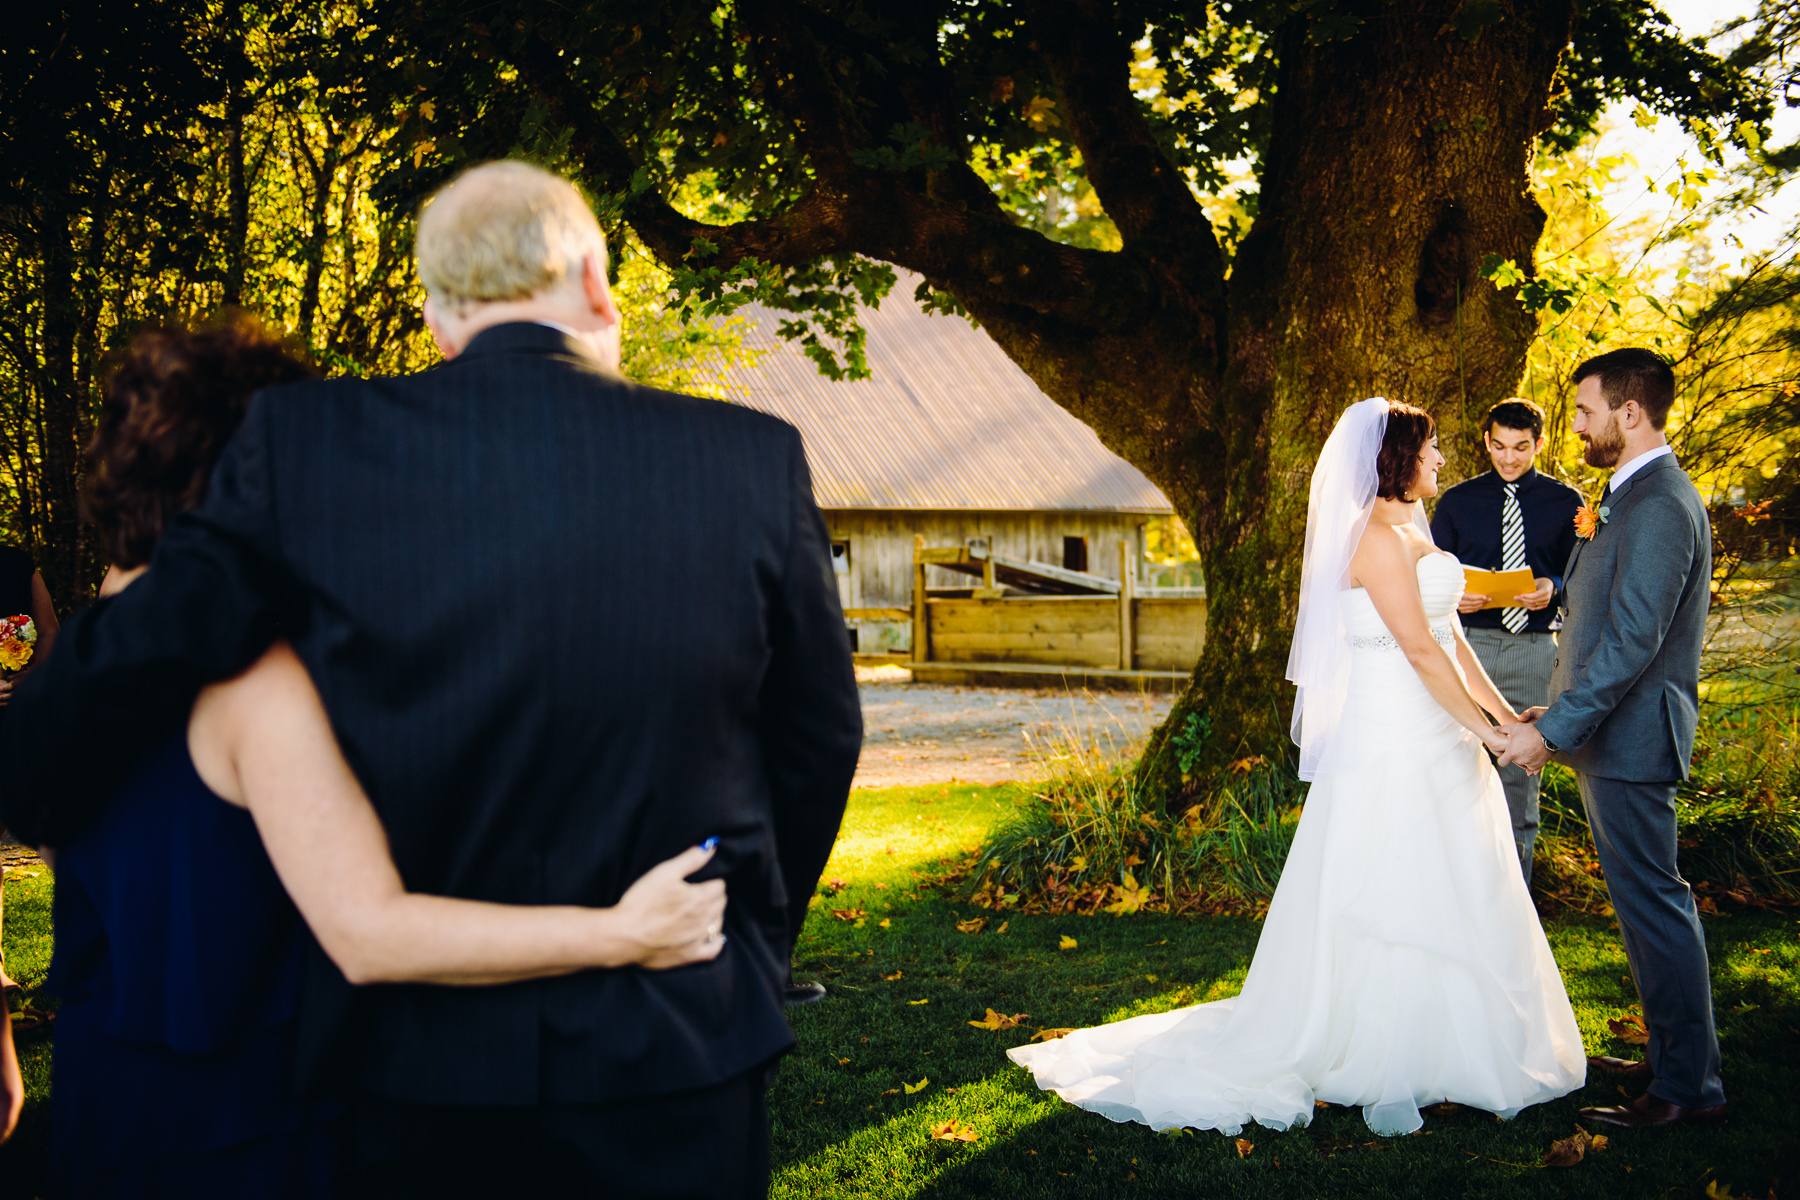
<box><xmin>0</xmin><ymin>160</ymin><xmax>862</xmax><ymax>1195</ymax></box>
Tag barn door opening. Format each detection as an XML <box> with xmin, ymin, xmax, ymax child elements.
<box><xmin>1062</xmin><ymin>536</ymin><xmax>1088</xmax><ymax>573</ymax></box>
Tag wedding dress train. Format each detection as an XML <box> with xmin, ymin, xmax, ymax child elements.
<box><xmin>1007</xmin><ymin>553</ymin><xmax>1586</xmax><ymax>1136</ymax></box>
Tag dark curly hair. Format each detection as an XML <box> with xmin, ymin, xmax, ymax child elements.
<box><xmin>1374</xmin><ymin>402</ymin><xmax>1436</xmax><ymax>500</ymax></box>
<box><xmin>84</xmin><ymin>317</ymin><xmax>316</xmax><ymax>569</ymax></box>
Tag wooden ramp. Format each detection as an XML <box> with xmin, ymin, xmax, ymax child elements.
<box><xmin>915</xmin><ymin>539</ymin><xmax>1120</xmax><ymax>596</ymax></box>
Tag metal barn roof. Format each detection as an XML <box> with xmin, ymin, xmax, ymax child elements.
<box><xmin>716</xmin><ymin>269</ymin><xmax>1173</xmax><ymax>513</ymax></box>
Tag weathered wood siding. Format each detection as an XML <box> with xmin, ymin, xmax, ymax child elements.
<box><xmin>1131</xmin><ymin>597</ymin><xmax>1208</xmax><ymax>669</ymax></box>
<box><xmin>925</xmin><ymin>596</ymin><xmax>1206</xmax><ymax>670</ymax></box>
<box><xmin>823</xmin><ymin>510</ymin><xmax>1150</xmax><ymax>610</ymax></box>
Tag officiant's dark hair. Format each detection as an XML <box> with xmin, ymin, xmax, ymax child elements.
<box><xmin>1375</xmin><ymin>402</ymin><xmax>1436</xmax><ymax>500</ymax></box>
<box><xmin>1572</xmin><ymin>348</ymin><xmax>1675</xmax><ymax>430</ymax></box>
<box><xmin>85</xmin><ymin>314</ymin><xmax>317</xmax><ymax>569</ymax></box>
<box><xmin>1482</xmin><ymin>398</ymin><xmax>1544</xmax><ymax>440</ymax></box>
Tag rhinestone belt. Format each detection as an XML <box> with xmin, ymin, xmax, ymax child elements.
<box><xmin>1352</xmin><ymin>625</ymin><xmax>1455</xmax><ymax>651</ymax></box>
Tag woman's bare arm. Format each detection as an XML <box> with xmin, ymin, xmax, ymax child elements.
<box><xmin>189</xmin><ymin>642</ymin><xmax>726</xmax><ymax>986</ymax></box>
<box><xmin>1352</xmin><ymin>525</ymin><xmax>1509</xmax><ymax>754</ymax></box>
<box><xmin>1450</xmin><ymin>626</ymin><xmax>1520</xmax><ymax>725</ymax></box>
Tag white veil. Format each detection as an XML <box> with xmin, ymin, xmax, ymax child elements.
<box><xmin>1285</xmin><ymin>397</ymin><xmax>1392</xmax><ymax>781</ymax></box>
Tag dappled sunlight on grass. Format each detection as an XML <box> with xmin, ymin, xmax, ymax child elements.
<box><xmin>777</xmin><ymin>783</ymin><xmax>1800</xmax><ymax>1199</ymax></box>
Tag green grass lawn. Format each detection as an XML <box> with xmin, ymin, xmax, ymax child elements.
<box><xmin>3</xmin><ymin>784</ymin><xmax>1795</xmax><ymax>1199</ymax></box>
<box><xmin>775</xmin><ymin>782</ymin><xmax>1800</xmax><ymax>1199</ymax></box>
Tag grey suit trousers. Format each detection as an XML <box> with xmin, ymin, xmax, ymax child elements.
<box><xmin>1464</xmin><ymin>626</ymin><xmax>1555</xmax><ymax>882</ymax></box>
<box><xmin>1578</xmin><ymin>773</ymin><xmax>1725</xmax><ymax>1108</ymax></box>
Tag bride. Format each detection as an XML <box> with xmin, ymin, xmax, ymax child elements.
<box><xmin>1008</xmin><ymin>397</ymin><xmax>1586</xmax><ymax>1137</ymax></box>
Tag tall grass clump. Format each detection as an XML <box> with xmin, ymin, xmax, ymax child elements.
<box><xmin>1531</xmin><ymin>698</ymin><xmax>1800</xmax><ymax>913</ymax></box>
<box><xmin>965</xmin><ymin>714</ymin><xmax>1308</xmax><ymax>917</ymax></box>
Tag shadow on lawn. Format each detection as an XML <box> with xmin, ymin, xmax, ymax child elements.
<box><xmin>771</xmin><ymin>906</ymin><xmax>1800</xmax><ymax>1200</ymax></box>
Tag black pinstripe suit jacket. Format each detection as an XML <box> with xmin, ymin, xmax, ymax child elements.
<box><xmin>1</xmin><ymin>322</ymin><xmax>862</xmax><ymax>1104</ymax></box>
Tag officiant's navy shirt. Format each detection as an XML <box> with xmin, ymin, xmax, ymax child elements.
<box><xmin>1431</xmin><ymin>467</ymin><xmax>1584</xmax><ymax>633</ymax></box>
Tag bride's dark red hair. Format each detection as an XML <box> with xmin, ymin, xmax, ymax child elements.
<box><xmin>1375</xmin><ymin>402</ymin><xmax>1435</xmax><ymax>500</ymax></box>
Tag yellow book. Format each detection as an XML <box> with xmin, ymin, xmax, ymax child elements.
<box><xmin>1461</xmin><ymin>566</ymin><xmax>1536</xmax><ymax>609</ymax></box>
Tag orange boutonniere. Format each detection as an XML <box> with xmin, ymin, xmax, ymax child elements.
<box><xmin>1573</xmin><ymin>503</ymin><xmax>1611</xmax><ymax>540</ymax></box>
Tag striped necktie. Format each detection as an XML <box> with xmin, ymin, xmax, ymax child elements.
<box><xmin>1501</xmin><ymin>481</ymin><xmax>1528</xmax><ymax>633</ymax></box>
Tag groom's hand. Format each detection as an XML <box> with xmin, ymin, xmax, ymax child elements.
<box><xmin>1517</xmin><ymin>706</ymin><xmax>1548</xmax><ymax>723</ymax></box>
<box><xmin>1496</xmin><ymin>723</ymin><xmax>1550</xmax><ymax>774</ymax></box>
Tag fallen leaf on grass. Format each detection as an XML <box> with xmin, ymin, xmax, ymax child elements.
<box><xmin>1104</xmin><ymin>870</ymin><xmax>1155</xmax><ymax>915</ymax></box>
<box><xmin>831</xmin><ymin>908</ymin><xmax>865</xmax><ymax>921</ymax></box>
<box><xmin>909</xmin><ymin>998</ymin><xmax>930</xmax><ymax>1005</ymax></box>
<box><xmin>1032</xmin><ymin>1028</ymin><xmax>1077</xmax><ymax>1041</ymax></box>
<box><xmin>930</xmin><ymin>1119</ymin><xmax>979</xmax><ymax>1142</ymax></box>
<box><xmin>968</xmin><ymin>1008</ymin><xmax>1031</xmax><ymax>1031</ymax></box>
<box><xmin>1542</xmin><ymin>1127</ymin><xmax>1592</xmax><ymax>1168</ymax></box>
<box><xmin>956</xmin><ymin>917</ymin><xmax>987</xmax><ymax>934</ymax></box>
<box><xmin>1590</xmin><ymin>1135</ymin><xmax>1608</xmax><ymax>1153</ymax></box>
<box><xmin>904</xmin><ymin>1077</ymin><xmax>929</xmax><ymax>1094</ymax></box>
<box><xmin>1059</xmin><ymin>935</ymin><xmax>1079</xmax><ymax>951</ymax></box>
<box><xmin>879</xmin><ymin>919</ymin><xmax>891</xmax><ymax>928</ymax></box>
<box><xmin>1235</xmin><ymin>1139</ymin><xmax>1255</xmax><ymax>1158</ymax></box>
<box><xmin>883</xmin><ymin>970</ymin><xmax>903</xmax><ymax>981</ymax></box>
<box><xmin>997</xmin><ymin>921</ymin><xmax>1009</xmax><ymax>934</ymax></box>
<box><xmin>881</xmin><ymin>1089</ymin><xmax>900</xmax><ymax>1096</ymax></box>
<box><xmin>1606</xmin><ymin>1014</ymin><xmax>1649</xmax><ymax>1045</ymax></box>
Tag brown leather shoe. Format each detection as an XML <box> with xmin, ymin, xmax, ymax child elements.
<box><xmin>1580</xmin><ymin>1092</ymin><xmax>1726</xmax><ymax>1128</ymax></box>
<box><xmin>1587</xmin><ymin>1055</ymin><xmax>1652</xmax><ymax>1082</ymax></box>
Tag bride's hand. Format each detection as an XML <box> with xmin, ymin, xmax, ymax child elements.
<box><xmin>611</xmin><ymin>843</ymin><xmax>729</xmax><ymax>970</ymax></box>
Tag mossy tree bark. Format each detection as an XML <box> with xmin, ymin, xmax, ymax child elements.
<box><xmin>489</xmin><ymin>0</ymin><xmax>1574</xmax><ymax>795</ymax></box>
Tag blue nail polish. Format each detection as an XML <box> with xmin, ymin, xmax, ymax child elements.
<box><xmin>701</xmin><ymin>836</ymin><xmax>719</xmax><ymax>851</ymax></box>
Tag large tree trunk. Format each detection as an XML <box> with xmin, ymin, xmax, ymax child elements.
<box><xmin>524</xmin><ymin>0</ymin><xmax>1573</xmax><ymax>798</ymax></box>
<box><xmin>1134</xmin><ymin>6</ymin><xmax>1569</xmax><ymax>794</ymax></box>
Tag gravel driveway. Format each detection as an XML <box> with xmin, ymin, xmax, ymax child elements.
<box><xmin>851</xmin><ymin>664</ymin><xmax>1178</xmax><ymax>789</ymax></box>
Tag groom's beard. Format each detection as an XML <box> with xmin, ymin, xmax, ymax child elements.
<box><xmin>1581</xmin><ymin>412</ymin><xmax>1625</xmax><ymax>468</ymax></box>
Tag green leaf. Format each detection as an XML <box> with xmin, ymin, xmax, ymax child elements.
<box><xmin>1450</xmin><ymin>0</ymin><xmax>1505</xmax><ymax>43</ymax></box>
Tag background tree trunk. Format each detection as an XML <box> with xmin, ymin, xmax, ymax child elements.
<box><xmin>1130</xmin><ymin>5</ymin><xmax>1571</xmax><ymax>794</ymax></box>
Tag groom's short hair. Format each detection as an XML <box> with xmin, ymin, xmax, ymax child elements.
<box><xmin>1571</xmin><ymin>348</ymin><xmax>1675</xmax><ymax>430</ymax></box>
<box><xmin>416</xmin><ymin>161</ymin><xmax>607</xmax><ymax>316</ymax></box>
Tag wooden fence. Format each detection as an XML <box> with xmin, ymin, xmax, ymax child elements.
<box><xmin>907</xmin><ymin>539</ymin><xmax>1205</xmax><ymax>673</ymax></box>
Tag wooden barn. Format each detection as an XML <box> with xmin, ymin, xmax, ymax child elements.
<box><xmin>718</xmin><ymin>271</ymin><xmax>1205</xmax><ymax>687</ymax></box>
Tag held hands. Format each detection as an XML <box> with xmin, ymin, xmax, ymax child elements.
<box><xmin>1494</xmin><ymin>713</ymin><xmax>1552</xmax><ymax>775</ymax></box>
<box><xmin>612</xmin><ymin>843</ymin><xmax>730</xmax><ymax>970</ymax></box>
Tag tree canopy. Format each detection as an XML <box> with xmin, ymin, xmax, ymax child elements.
<box><xmin>3</xmin><ymin>0</ymin><xmax>1791</xmax><ymax>791</ymax></box>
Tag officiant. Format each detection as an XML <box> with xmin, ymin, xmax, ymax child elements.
<box><xmin>1432</xmin><ymin>398</ymin><xmax>1582</xmax><ymax>882</ymax></box>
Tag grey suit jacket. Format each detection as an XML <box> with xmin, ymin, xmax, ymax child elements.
<box><xmin>1536</xmin><ymin>454</ymin><xmax>1711</xmax><ymax>782</ymax></box>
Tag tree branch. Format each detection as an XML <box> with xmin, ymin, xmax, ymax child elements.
<box><xmin>1025</xmin><ymin>0</ymin><xmax>1225</xmax><ymax>291</ymax></box>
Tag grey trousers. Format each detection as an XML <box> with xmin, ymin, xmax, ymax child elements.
<box><xmin>1464</xmin><ymin>626</ymin><xmax>1555</xmax><ymax>882</ymax></box>
<box><xmin>1578</xmin><ymin>772</ymin><xmax>1725</xmax><ymax>1108</ymax></box>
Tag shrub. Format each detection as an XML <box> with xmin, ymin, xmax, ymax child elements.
<box><xmin>966</xmin><ymin>717</ymin><xmax>1308</xmax><ymax>918</ymax></box>
<box><xmin>970</xmin><ymin>699</ymin><xmax>1800</xmax><ymax>920</ymax></box>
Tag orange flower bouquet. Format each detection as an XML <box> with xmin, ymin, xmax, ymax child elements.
<box><xmin>1573</xmin><ymin>503</ymin><xmax>1610</xmax><ymax>540</ymax></box>
<box><xmin>0</xmin><ymin>614</ymin><xmax>38</xmax><ymax>677</ymax></box>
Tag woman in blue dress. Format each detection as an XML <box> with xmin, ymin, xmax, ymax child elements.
<box><xmin>42</xmin><ymin>319</ymin><xmax>728</xmax><ymax>1198</ymax></box>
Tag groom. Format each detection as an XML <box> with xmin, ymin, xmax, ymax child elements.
<box><xmin>1500</xmin><ymin>347</ymin><xmax>1723</xmax><ymax>1129</ymax></box>
<box><xmin>0</xmin><ymin>161</ymin><xmax>862</xmax><ymax>1192</ymax></box>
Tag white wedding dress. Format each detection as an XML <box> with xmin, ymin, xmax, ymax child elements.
<box><xmin>1008</xmin><ymin>553</ymin><xmax>1586</xmax><ymax>1136</ymax></box>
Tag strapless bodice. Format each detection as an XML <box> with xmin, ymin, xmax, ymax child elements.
<box><xmin>1345</xmin><ymin>552</ymin><xmax>1464</xmax><ymax>647</ymax></box>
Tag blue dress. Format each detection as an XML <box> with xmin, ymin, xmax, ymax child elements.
<box><xmin>47</xmin><ymin>730</ymin><xmax>339</xmax><ymax>1198</ymax></box>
